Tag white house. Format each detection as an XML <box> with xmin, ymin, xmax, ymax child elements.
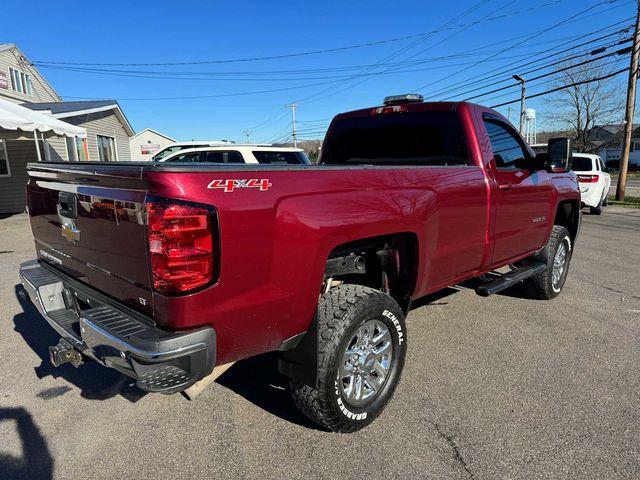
<box><xmin>129</xmin><ymin>128</ymin><xmax>176</xmax><ymax>161</ymax></box>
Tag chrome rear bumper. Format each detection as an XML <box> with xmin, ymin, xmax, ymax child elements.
<box><xmin>19</xmin><ymin>260</ymin><xmax>216</xmax><ymax>394</ymax></box>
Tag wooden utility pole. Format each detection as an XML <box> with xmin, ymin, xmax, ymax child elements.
<box><xmin>616</xmin><ymin>0</ymin><xmax>640</xmax><ymax>201</ymax></box>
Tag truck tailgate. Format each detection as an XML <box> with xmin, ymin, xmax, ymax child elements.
<box><xmin>26</xmin><ymin>163</ymin><xmax>154</xmax><ymax>316</ymax></box>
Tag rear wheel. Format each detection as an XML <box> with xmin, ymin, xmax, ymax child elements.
<box><xmin>521</xmin><ymin>225</ymin><xmax>572</xmax><ymax>300</ymax></box>
<box><xmin>290</xmin><ymin>285</ymin><xmax>406</xmax><ymax>433</ymax></box>
<box><xmin>590</xmin><ymin>197</ymin><xmax>603</xmax><ymax>215</ymax></box>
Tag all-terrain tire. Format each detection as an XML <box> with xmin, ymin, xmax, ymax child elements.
<box><xmin>521</xmin><ymin>225</ymin><xmax>572</xmax><ymax>300</ymax></box>
<box><xmin>290</xmin><ymin>285</ymin><xmax>407</xmax><ymax>433</ymax></box>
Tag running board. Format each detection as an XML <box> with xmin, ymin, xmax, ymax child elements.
<box><xmin>475</xmin><ymin>263</ymin><xmax>547</xmax><ymax>297</ymax></box>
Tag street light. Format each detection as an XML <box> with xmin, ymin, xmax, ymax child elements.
<box><xmin>513</xmin><ymin>74</ymin><xmax>526</xmax><ymax>135</ymax></box>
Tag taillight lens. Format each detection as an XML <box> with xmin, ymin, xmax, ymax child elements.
<box><xmin>577</xmin><ymin>174</ymin><xmax>598</xmax><ymax>183</ymax></box>
<box><xmin>147</xmin><ymin>200</ymin><xmax>216</xmax><ymax>294</ymax></box>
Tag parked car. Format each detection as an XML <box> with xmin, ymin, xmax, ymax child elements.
<box><xmin>159</xmin><ymin>145</ymin><xmax>310</xmax><ymax>165</ymax></box>
<box><xmin>572</xmin><ymin>153</ymin><xmax>611</xmax><ymax>215</ymax></box>
<box><xmin>149</xmin><ymin>140</ymin><xmax>235</xmax><ymax>161</ymax></box>
<box><xmin>20</xmin><ymin>95</ymin><xmax>580</xmax><ymax>433</ymax></box>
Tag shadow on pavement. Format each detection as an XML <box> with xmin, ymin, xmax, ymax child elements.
<box><xmin>0</xmin><ymin>407</ymin><xmax>53</xmax><ymax>480</ymax></box>
<box><xmin>13</xmin><ymin>284</ymin><xmax>146</xmax><ymax>403</ymax></box>
<box><xmin>410</xmin><ymin>286</ymin><xmax>460</xmax><ymax>310</ymax></box>
<box><xmin>217</xmin><ymin>352</ymin><xmax>324</xmax><ymax>431</ymax></box>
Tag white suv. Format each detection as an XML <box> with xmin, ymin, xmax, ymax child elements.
<box><xmin>158</xmin><ymin>145</ymin><xmax>310</xmax><ymax>165</ymax></box>
<box><xmin>573</xmin><ymin>153</ymin><xmax>611</xmax><ymax>215</ymax></box>
<box><xmin>150</xmin><ymin>141</ymin><xmax>235</xmax><ymax>161</ymax></box>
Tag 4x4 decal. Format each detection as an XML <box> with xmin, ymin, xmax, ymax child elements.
<box><xmin>207</xmin><ymin>178</ymin><xmax>272</xmax><ymax>192</ymax></box>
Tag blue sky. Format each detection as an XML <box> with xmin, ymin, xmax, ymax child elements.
<box><xmin>3</xmin><ymin>0</ymin><xmax>635</xmax><ymax>142</ymax></box>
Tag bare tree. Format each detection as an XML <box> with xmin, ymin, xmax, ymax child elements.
<box><xmin>547</xmin><ymin>60</ymin><xmax>624</xmax><ymax>152</ymax></box>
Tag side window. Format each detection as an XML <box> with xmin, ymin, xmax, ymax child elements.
<box><xmin>204</xmin><ymin>151</ymin><xmax>244</xmax><ymax>163</ymax></box>
<box><xmin>598</xmin><ymin>158</ymin><xmax>606</xmax><ymax>171</ymax></box>
<box><xmin>483</xmin><ymin>119</ymin><xmax>527</xmax><ymax>169</ymax></box>
<box><xmin>166</xmin><ymin>152</ymin><xmax>201</xmax><ymax>163</ymax></box>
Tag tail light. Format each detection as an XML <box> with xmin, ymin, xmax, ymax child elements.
<box><xmin>577</xmin><ymin>174</ymin><xmax>598</xmax><ymax>183</ymax></box>
<box><xmin>146</xmin><ymin>199</ymin><xmax>218</xmax><ymax>294</ymax></box>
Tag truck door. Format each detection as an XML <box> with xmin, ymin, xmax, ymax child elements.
<box><xmin>482</xmin><ymin>115</ymin><xmax>552</xmax><ymax>265</ymax></box>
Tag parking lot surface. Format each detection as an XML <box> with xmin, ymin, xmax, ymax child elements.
<box><xmin>1</xmin><ymin>207</ymin><xmax>639</xmax><ymax>480</ymax></box>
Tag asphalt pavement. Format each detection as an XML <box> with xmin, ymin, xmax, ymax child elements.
<box><xmin>1</xmin><ymin>207</ymin><xmax>639</xmax><ymax>480</ymax></box>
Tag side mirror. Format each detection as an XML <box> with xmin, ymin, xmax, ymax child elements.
<box><xmin>546</xmin><ymin>137</ymin><xmax>572</xmax><ymax>173</ymax></box>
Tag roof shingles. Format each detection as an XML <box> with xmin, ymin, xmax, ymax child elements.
<box><xmin>21</xmin><ymin>100</ymin><xmax>118</xmax><ymax>115</ymax></box>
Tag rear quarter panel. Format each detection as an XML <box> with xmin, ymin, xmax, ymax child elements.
<box><xmin>145</xmin><ymin>165</ymin><xmax>488</xmax><ymax>364</ymax></box>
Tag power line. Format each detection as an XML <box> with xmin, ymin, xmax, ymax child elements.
<box><xmin>293</xmin><ymin>0</ymin><xmax>629</xmax><ymax>106</ymax></box>
<box><xmin>62</xmin><ymin>78</ymin><xmax>345</xmax><ymax>101</ymax></box>
<box><xmin>292</xmin><ymin>0</ymin><xmax>499</xmax><ymax>105</ymax></box>
<box><xmin>32</xmin><ymin>0</ymin><xmax>566</xmax><ymax>67</ymax></box>
<box><xmin>454</xmin><ymin>36</ymin><xmax>632</xmax><ymax>100</ymax></box>
<box><xmin>489</xmin><ymin>66</ymin><xmax>630</xmax><ymax>108</ymax></box>
<box><xmin>480</xmin><ymin>56</ymin><xmax>628</xmax><ymax>104</ymax></box>
<box><xmin>463</xmin><ymin>44</ymin><xmax>632</xmax><ymax>101</ymax></box>
<box><xmin>415</xmin><ymin>0</ymin><xmax>631</xmax><ymax>94</ymax></box>
<box><xmin>433</xmin><ymin>21</ymin><xmax>634</xmax><ymax>99</ymax></box>
<box><xmin>34</xmin><ymin>28</ymin><xmax>623</xmax><ymax>79</ymax></box>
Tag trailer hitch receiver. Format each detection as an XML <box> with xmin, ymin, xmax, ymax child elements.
<box><xmin>49</xmin><ymin>338</ymin><xmax>83</xmax><ymax>368</ymax></box>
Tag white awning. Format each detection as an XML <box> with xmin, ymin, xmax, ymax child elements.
<box><xmin>0</xmin><ymin>98</ymin><xmax>87</xmax><ymax>138</ymax></box>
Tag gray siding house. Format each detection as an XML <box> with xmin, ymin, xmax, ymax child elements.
<box><xmin>24</xmin><ymin>101</ymin><xmax>134</xmax><ymax>161</ymax></box>
<box><xmin>0</xmin><ymin>43</ymin><xmax>136</xmax><ymax>213</ymax></box>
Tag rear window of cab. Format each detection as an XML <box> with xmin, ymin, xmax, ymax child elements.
<box><xmin>253</xmin><ymin>151</ymin><xmax>310</xmax><ymax>165</ymax></box>
<box><xmin>571</xmin><ymin>156</ymin><xmax>594</xmax><ymax>172</ymax></box>
<box><xmin>320</xmin><ymin>110</ymin><xmax>470</xmax><ymax>166</ymax></box>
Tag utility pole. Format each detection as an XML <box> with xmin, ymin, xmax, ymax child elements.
<box><xmin>513</xmin><ymin>74</ymin><xmax>526</xmax><ymax>134</ymax></box>
<box><xmin>616</xmin><ymin>0</ymin><xmax>640</xmax><ymax>202</ymax></box>
<box><xmin>286</xmin><ymin>103</ymin><xmax>299</xmax><ymax>147</ymax></box>
<box><xmin>243</xmin><ymin>129</ymin><xmax>251</xmax><ymax>144</ymax></box>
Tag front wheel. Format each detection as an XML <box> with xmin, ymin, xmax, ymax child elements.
<box><xmin>521</xmin><ymin>225</ymin><xmax>573</xmax><ymax>300</ymax></box>
<box><xmin>290</xmin><ymin>285</ymin><xmax>407</xmax><ymax>433</ymax></box>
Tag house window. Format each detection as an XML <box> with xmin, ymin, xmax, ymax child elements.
<box><xmin>65</xmin><ymin>137</ymin><xmax>75</xmax><ymax>161</ymax></box>
<box><xmin>9</xmin><ymin>68</ymin><xmax>32</xmax><ymax>96</ymax></box>
<box><xmin>97</xmin><ymin>135</ymin><xmax>117</xmax><ymax>161</ymax></box>
<box><xmin>76</xmin><ymin>138</ymin><xmax>87</xmax><ymax>161</ymax></box>
<box><xmin>0</xmin><ymin>140</ymin><xmax>11</xmax><ymax>177</ymax></box>
<box><xmin>65</xmin><ymin>137</ymin><xmax>88</xmax><ymax>161</ymax></box>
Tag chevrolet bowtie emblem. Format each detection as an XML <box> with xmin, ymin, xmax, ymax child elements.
<box><xmin>61</xmin><ymin>222</ymin><xmax>80</xmax><ymax>243</ymax></box>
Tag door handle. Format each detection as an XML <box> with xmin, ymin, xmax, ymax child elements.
<box><xmin>498</xmin><ymin>182</ymin><xmax>513</xmax><ymax>191</ymax></box>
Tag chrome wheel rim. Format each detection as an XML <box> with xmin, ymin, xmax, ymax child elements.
<box><xmin>339</xmin><ymin>319</ymin><xmax>393</xmax><ymax>407</ymax></box>
<box><xmin>552</xmin><ymin>241</ymin><xmax>567</xmax><ymax>289</ymax></box>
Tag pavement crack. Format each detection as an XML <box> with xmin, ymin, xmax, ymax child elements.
<box><xmin>433</xmin><ymin>422</ymin><xmax>476</xmax><ymax>480</ymax></box>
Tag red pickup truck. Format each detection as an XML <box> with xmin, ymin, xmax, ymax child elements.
<box><xmin>20</xmin><ymin>96</ymin><xmax>580</xmax><ymax>432</ymax></box>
